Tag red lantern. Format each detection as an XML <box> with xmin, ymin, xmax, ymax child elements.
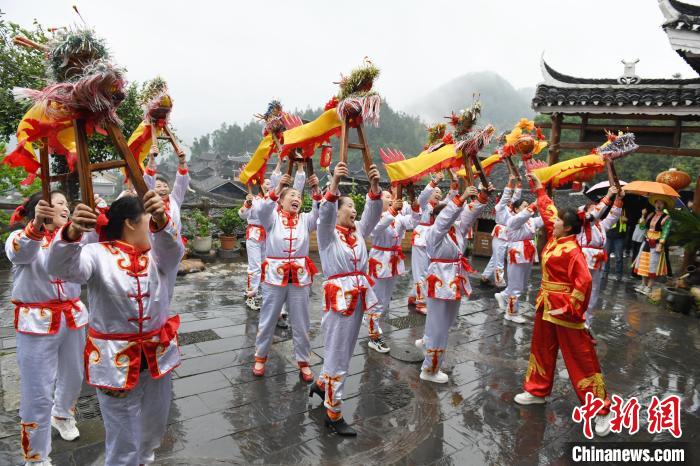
<box><xmin>656</xmin><ymin>168</ymin><xmax>691</xmax><ymax>191</ymax></box>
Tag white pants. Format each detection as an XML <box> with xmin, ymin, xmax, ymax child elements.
<box><xmin>411</xmin><ymin>246</ymin><xmax>429</xmax><ymax>303</ymax></box>
<box><xmin>17</xmin><ymin>315</ymin><xmax>85</xmax><ymax>463</ymax></box>
<box><xmin>246</xmin><ymin>238</ymin><xmax>265</xmax><ymax>296</ymax></box>
<box><xmin>255</xmin><ymin>283</ymin><xmax>311</xmax><ymax>362</ymax></box>
<box><xmin>367</xmin><ymin>276</ymin><xmax>396</xmax><ymax>339</ymax></box>
<box><xmin>422</xmin><ymin>298</ymin><xmax>460</xmax><ymax>373</ymax></box>
<box><xmin>481</xmin><ymin>237</ymin><xmax>507</xmax><ymax>286</ymax></box>
<box><xmin>503</xmin><ymin>261</ymin><xmax>533</xmax><ymax>314</ymax></box>
<box><xmin>585</xmin><ymin>268</ymin><xmax>603</xmax><ymax>326</ymax></box>
<box><xmin>97</xmin><ymin>372</ymin><xmax>172</xmax><ymax>466</ymax></box>
<box><xmin>317</xmin><ymin>301</ymin><xmax>364</xmax><ymax>415</ymax></box>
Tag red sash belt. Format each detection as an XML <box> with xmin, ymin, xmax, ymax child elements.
<box><xmin>88</xmin><ymin>314</ymin><xmax>180</xmax><ymax>346</ymax></box>
<box><xmin>509</xmin><ymin>239</ymin><xmax>536</xmax><ymax>263</ymax></box>
<box><xmin>324</xmin><ymin>272</ymin><xmax>373</xmax><ymax>316</ymax></box>
<box><xmin>327</xmin><ymin>270</ymin><xmax>375</xmax><ymax>286</ymax></box>
<box><xmin>263</xmin><ymin>255</ymin><xmax>318</xmax><ymax>285</ymax></box>
<box><xmin>372</xmin><ymin>245</ymin><xmax>405</xmax><ymax>275</ymax></box>
<box><xmin>418</xmin><ymin>222</ymin><xmax>432</xmax><ymax>227</ymax></box>
<box><xmin>246</xmin><ymin>224</ymin><xmax>266</xmax><ymax>241</ymax></box>
<box><xmin>13</xmin><ymin>298</ymin><xmax>82</xmax><ymax>333</ymax></box>
<box><xmin>585</xmin><ymin>246</ymin><xmax>608</xmax><ymax>268</ymax></box>
<box><xmin>430</xmin><ymin>256</ymin><xmax>475</xmax><ymax>274</ymax></box>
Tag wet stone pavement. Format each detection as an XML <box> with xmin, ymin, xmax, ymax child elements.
<box><xmin>0</xmin><ymin>253</ymin><xmax>699</xmax><ymax>465</ymax></box>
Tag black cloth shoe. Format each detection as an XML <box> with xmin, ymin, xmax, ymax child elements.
<box><xmin>325</xmin><ymin>414</ymin><xmax>357</xmax><ymax>436</ymax></box>
<box><xmin>309</xmin><ymin>383</ymin><xmax>325</xmax><ymax>401</ymax></box>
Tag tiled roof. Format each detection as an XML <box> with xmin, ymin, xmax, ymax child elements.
<box><xmin>532</xmin><ymin>59</ymin><xmax>700</xmax><ymax>115</ymax></box>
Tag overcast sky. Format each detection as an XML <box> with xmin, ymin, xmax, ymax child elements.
<box><xmin>2</xmin><ymin>0</ymin><xmax>696</xmax><ymax>144</ymax></box>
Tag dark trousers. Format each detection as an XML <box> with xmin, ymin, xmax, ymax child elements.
<box><xmin>605</xmin><ymin>237</ymin><xmax>625</xmax><ymax>276</ymax></box>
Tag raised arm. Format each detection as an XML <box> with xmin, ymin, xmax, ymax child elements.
<box><xmin>304</xmin><ymin>174</ymin><xmax>321</xmax><ymax>232</ymax></box>
<box><xmin>171</xmin><ymin>162</ymin><xmax>190</xmax><ymax>206</ymax></box>
<box><xmin>429</xmin><ymin>196</ymin><xmax>464</xmax><ymax>242</ymax></box>
<box><xmin>5</xmin><ymin>225</ymin><xmax>42</xmax><ymax>265</ymax></box>
<box><xmin>589</xmin><ymin>187</ymin><xmax>617</xmax><ymax>220</ymax></box>
<box><xmin>140</xmin><ymin>190</ymin><xmax>185</xmax><ymax>274</ymax></box>
<box><xmin>398</xmin><ymin>202</ymin><xmax>421</xmax><ymax>230</ymax></box>
<box><xmin>512</xmin><ymin>182</ymin><xmax>522</xmax><ymax>204</ymax></box>
<box><xmin>358</xmin><ymin>164</ymin><xmax>383</xmax><ymax>239</ymax></box>
<box><xmin>536</xmin><ymin>191</ymin><xmax>557</xmax><ymax>240</ymax></box>
<box><xmin>269</xmin><ymin>158</ymin><xmax>282</xmax><ymax>190</ymax></box>
<box><xmin>5</xmin><ymin>200</ymin><xmax>56</xmax><ymax>264</ymax></box>
<box><xmin>317</xmin><ymin>192</ymin><xmax>339</xmax><ymax>251</ymax></box>
<box><xmin>149</xmin><ymin>217</ymin><xmax>185</xmax><ymax>274</ymax></box>
<box><xmin>507</xmin><ymin>204</ymin><xmax>536</xmax><ymax>231</ymax></box>
<box><xmin>418</xmin><ymin>172</ymin><xmax>443</xmax><ymax>209</ymax></box>
<box><xmin>458</xmin><ymin>193</ymin><xmax>488</xmax><ymax>237</ymax></box>
<box><xmin>600</xmin><ymin>197</ymin><xmax>623</xmax><ymax>231</ymax></box>
<box><xmin>143</xmin><ymin>153</ymin><xmax>156</xmax><ymax>190</ymax></box>
<box><xmin>293</xmin><ymin>165</ymin><xmax>306</xmax><ymax>193</ymax></box>
<box><xmin>47</xmin><ymin>202</ymin><xmax>99</xmax><ymax>285</ymax></box>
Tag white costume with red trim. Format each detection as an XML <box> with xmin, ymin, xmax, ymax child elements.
<box><xmin>6</xmin><ymin>222</ymin><xmax>91</xmax><ymax>464</ymax></box>
<box><xmin>422</xmin><ymin>195</ymin><xmax>486</xmax><ymax>374</ymax></box>
<box><xmin>366</xmin><ymin>204</ymin><xmax>419</xmax><ymax>338</ymax></box>
<box><xmin>144</xmin><ymin>166</ymin><xmax>190</xmax><ymax>233</ymax></box>
<box><xmin>577</xmin><ymin>197</ymin><xmax>621</xmax><ymax>325</ymax></box>
<box><xmin>409</xmin><ymin>183</ymin><xmax>459</xmax><ymax>306</ymax></box>
<box><xmin>503</xmin><ymin>204</ymin><xmax>542</xmax><ymax>315</ymax></box>
<box><xmin>481</xmin><ymin>186</ymin><xmax>521</xmax><ymax>286</ymax></box>
<box><xmin>409</xmin><ymin>182</ymin><xmax>438</xmax><ymax>305</ymax></box>
<box><xmin>239</xmin><ymin>194</ymin><xmax>268</xmax><ymax>297</ymax></box>
<box><xmin>240</xmin><ymin>171</ymin><xmax>306</xmax><ymax>296</ymax></box>
<box><xmin>254</xmin><ymin>189</ymin><xmax>319</xmax><ymax>365</ymax></box>
<box><xmin>47</xmin><ymin>216</ymin><xmax>184</xmax><ymax>466</ymax></box>
<box><xmin>316</xmin><ymin>189</ymin><xmax>382</xmax><ymax>416</ymax></box>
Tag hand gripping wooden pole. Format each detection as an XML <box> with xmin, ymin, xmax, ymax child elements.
<box><xmin>39</xmin><ymin>138</ymin><xmax>52</xmax><ymax>224</ymax></box>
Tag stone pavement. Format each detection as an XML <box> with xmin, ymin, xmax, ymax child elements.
<box><xmin>0</xmin><ymin>254</ymin><xmax>699</xmax><ymax>465</ymax></box>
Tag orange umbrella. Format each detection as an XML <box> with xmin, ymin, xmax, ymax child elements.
<box><xmin>622</xmin><ymin>181</ymin><xmax>680</xmax><ymax>198</ymax></box>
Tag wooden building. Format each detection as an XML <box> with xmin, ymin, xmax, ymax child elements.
<box><xmin>531</xmin><ymin>0</ymin><xmax>700</xmax><ymax>268</ymax></box>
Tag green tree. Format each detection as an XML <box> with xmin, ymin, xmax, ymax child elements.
<box><xmin>0</xmin><ymin>11</ymin><xmax>48</xmax><ymax>141</ymax></box>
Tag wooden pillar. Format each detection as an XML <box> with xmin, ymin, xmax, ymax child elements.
<box><xmin>578</xmin><ymin>115</ymin><xmax>588</xmax><ymax>142</ymax></box>
<box><xmin>673</xmin><ymin>118</ymin><xmax>682</xmax><ymax>148</ymax></box>
<box><xmin>681</xmin><ymin>174</ymin><xmax>700</xmax><ymax>272</ymax></box>
<box><xmin>547</xmin><ymin>113</ymin><xmax>563</xmax><ymax>196</ymax></box>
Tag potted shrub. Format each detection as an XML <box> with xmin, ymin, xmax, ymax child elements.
<box><xmin>218</xmin><ymin>208</ymin><xmax>243</xmax><ymax>251</ymax></box>
<box><xmin>190</xmin><ymin>209</ymin><xmax>213</xmax><ymax>253</ymax></box>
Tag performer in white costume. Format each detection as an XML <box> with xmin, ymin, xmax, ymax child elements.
<box><xmin>577</xmin><ymin>187</ymin><xmax>623</xmax><ymax>326</ymax></box>
<box><xmin>241</xmin><ymin>162</ymin><xmax>306</xmax><ymax>316</ymax></box>
<box><xmin>7</xmin><ymin>192</ymin><xmax>92</xmax><ymax>466</ymax></box>
<box><xmin>309</xmin><ymin>161</ymin><xmax>382</xmax><ymax>436</ymax></box>
<box><xmin>47</xmin><ymin>191</ymin><xmax>184</xmax><ymax>466</ymax></box>
<box><xmin>366</xmin><ymin>189</ymin><xmax>420</xmax><ymax>353</ymax></box>
<box><xmin>495</xmin><ymin>199</ymin><xmax>542</xmax><ymax>324</ymax></box>
<box><xmin>416</xmin><ymin>184</ymin><xmax>490</xmax><ymax>383</ymax></box>
<box><xmin>480</xmin><ymin>176</ymin><xmax>521</xmax><ymax>287</ymax></box>
<box><xmin>143</xmin><ymin>151</ymin><xmax>190</xmax><ymax>233</ymax></box>
<box><xmin>408</xmin><ymin>173</ymin><xmax>459</xmax><ymax>314</ymax></box>
<box><xmin>251</xmin><ymin>171</ymin><xmax>320</xmax><ymax>382</ymax></box>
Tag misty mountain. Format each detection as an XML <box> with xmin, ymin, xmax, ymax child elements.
<box><xmin>404</xmin><ymin>71</ymin><xmax>535</xmax><ymax>132</ymax></box>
